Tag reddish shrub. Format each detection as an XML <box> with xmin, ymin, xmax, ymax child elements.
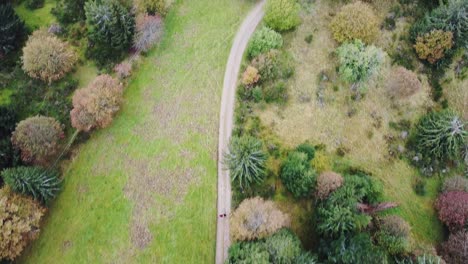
<box><xmin>435</xmin><ymin>191</ymin><xmax>468</xmax><ymax>230</ymax></box>
<box><xmin>441</xmin><ymin>230</ymin><xmax>468</xmax><ymax>264</ymax></box>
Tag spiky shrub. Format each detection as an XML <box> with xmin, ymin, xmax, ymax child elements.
<box><xmin>11</xmin><ymin>116</ymin><xmax>64</xmax><ymax>165</ymax></box>
<box><xmin>230</xmin><ymin>197</ymin><xmax>290</xmax><ymax>241</ymax></box>
<box><xmin>133</xmin><ymin>14</ymin><xmax>163</xmax><ymax>53</ymax></box>
<box><xmin>247</xmin><ymin>27</ymin><xmax>283</xmax><ymax>58</ymax></box>
<box><xmin>323</xmin><ymin>233</ymin><xmax>388</xmax><ymax>264</ymax></box>
<box><xmin>387</xmin><ymin>67</ymin><xmax>423</xmax><ymax>99</ymax></box>
<box><xmin>264</xmin><ymin>229</ymin><xmax>302</xmax><ymax>264</ymax></box>
<box><xmin>295</xmin><ymin>252</ymin><xmax>319</xmax><ymax>264</ymax></box>
<box><xmin>435</xmin><ymin>191</ymin><xmax>468</xmax><ymax>230</ymax></box>
<box><xmin>0</xmin><ymin>187</ymin><xmax>46</xmax><ymax>261</ymax></box>
<box><xmin>295</xmin><ymin>142</ymin><xmax>315</xmax><ymax>161</ymax></box>
<box><xmin>70</xmin><ymin>75</ymin><xmax>123</xmax><ymax>132</ymax></box>
<box><xmin>442</xmin><ymin>175</ymin><xmax>468</xmax><ymax>192</ymax></box>
<box><xmin>330</xmin><ymin>1</ymin><xmax>379</xmax><ymax>44</ymax></box>
<box><xmin>376</xmin><ymin>215</ymin><xmax>411</xmax><ymax>255</ymax></box>
<box><xmin>414</xmin><ymin>254</ymin><xmax>445</xmax><ymax>264</ymax></box>
<box><xmin>242</xmin><ymin>66</ymin><xmax>260</xmax><ymax>86</ymax></box>
<box><xmin>413</xmin><ymin>110</ymin><xmax>467</xmax><ymax>164</ymax></box>
<box><xmin>264</xmin><ymin>0</ymin><xmax>300</xmax><ymax>32</ymax></box>
<box><xmin>22</xmin><ymin>30</ymin><xmax>76</xmax><ymax>83</ymax></box>
<box><xmin>414</xmin><ymin>30</ymin><xmax>453</xmax><ymax>64</ymax></box>
<box><xmin>1</xmin><ymin>167</ymin><xmax>61</xmax><ymax>203</ymax></box>
<box><xmin>227</xmin><ymin>241</ymin><xmax>270</xmax><ymax>264</ymax></box>
<box><xmin>316</xmin><ymin>171</ymin><xmax>343</xmax><ymax>200</ymax></box>
<box><xmin>336</xmin><ymin>40</ymin><xmax>384</xmax><ymax>85</ymax></box>
<box><xmin>224</xmin><ymin>136</ymin><xmax>267</xmax><ymax>189</ymax></box>
<box><xmin>441</xmin><ymin>230</ymin><xmax>468</xmax><ymax>264</ymax></box>
<box><xmin>0</xmin><ymin>3</ymin><xmax>26</xmax><ymax>58</ymax></box>
<box><xmin>280</xmin><ymin>151</ymin><xmax>317</xmax><ymax>198</ymax></box>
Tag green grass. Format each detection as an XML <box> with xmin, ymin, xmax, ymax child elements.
<box><xmin>19</xmin><ymin>0</ymin><xmax>252</xmax><ymax>263</ymax></box>
<box><xmin>0</xmin><ymin>89</ymin><xmax>14</xmax><ymax>105</ymax></box>
<box><xmin>15</xmin><ymin>0</ymin><xmax>56</xmax><ymax>30</ymax></box>
<box><xmin>73</xmin><ymin>62</ymin><xmax>98</xmax><ymax>88</ymax></box>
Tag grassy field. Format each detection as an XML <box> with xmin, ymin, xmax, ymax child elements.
<box><xmin>255</xmin><ymin>0</ymin><xmax>444</xmax><ymax>248</ymax></box>
<box><xmin>15</xmin><ymin>0</ymin><xmax>56</xmax><ymax>30</ymax></box>
<box><xmin>19</xmin><ymin>0</ymin><xmax>252</xmax><ymax>263</ymax></box>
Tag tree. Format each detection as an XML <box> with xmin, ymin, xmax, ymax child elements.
<box><xmin>247</xmin><ymin>27</ymin><xmax>283</xmax><ymax>58</ymax></box>
<box><xmin>442</xmin><ymin>176</ymin><xmax>468</xmax><ymax>193</ymax></box>
<box><xmin>224</xmin><ymin>135</ymin><xmax>267</xmax><ymax>189</ymax></box>
<box><xmin>11</xmin><ymin>116</ymin><xmax>64</xmax><ymax>165</ymax></box>
<box><xmin>22</xmin><ymin>30</ymin><xmax>77</xmax><ymax>83</ymax></box>
<box><xmin>230</xmin><ymin>197</ymin><xmax>290</xmax><ymax>241</ymax></box>
<box><xmin>53</xmin><ymin>0</ymin><xmax>86</xmax><ymax>24</ymax></box>
<box><xmin>295</xmin><ymin>142</ymin><xmax>315</xmax><ymax>161</ymax></box>
<box><xmin>0</xmin><ymin>187</ymin><xmax>46</xmax><ymax>261</ymax></box>
<box><xmin>317</xmin><ymin>205</ymin><xmax>359</xmax><ymax>237</ymax></box>
<box><xmin>414</xmin><ymin>30</ymin><xmax>453</xmax><ymax>64</ymax></box>
<box><xmin>1</xmin><ymin>167</ymin><xmax>61</xmax><ymax>204</ymax></box>
<box><xmin>242</xmin><ymin>66</ymin><xmax>260</xmax><ymax>86</ymax></box>
<box><xmin>336</xmin><ymin>40</ymin><xmax>385</xmax><ymax>85</ymax></box>
<box><xmin>0</xmin><ymin>3</ymin><xmax>26</xmax><ymax>58</ymax></box>
<box><xmin>134</xmin><ymin>0</ymin><xmax>167</xmax><ymax>15</ymax></box>
<box><xmin>316</xmin><ymin>171</ymin><xmax>344</xmax><ymax>200</ymax></box>
<box><xmin>387</xmin><ymin>67</ymin><xmax>423</xmax><ymax>98</ymax></box>
<box><xmin>133</xmin><ymin>14</ymin><xmax>163</xmax><ymax>53</ymax></box>
<box><xmin>280</xmin><ymin>151</ymin><xmax>317</xmax><ymax>198</ymax></box>
<box><xmin>227</xmin><ymin>241</ymin><xmax>270</xmax><ymax>264</ymax></box>
<box><xmin>413</xmin><ymin>110</ymin><xmax>467</xmax><ymax>164</ymax></box>
<box><xmin>441</xmin><ymin>230</ymin><xmax>468</xmax><ymax>264</ymax></box>
<box><xmin>295</xmin><ymin>252</ymin><xmax>319</xmax><ymax>264</ymax></box>
<box><xmin>85</xmin><ymin>0</ymin><xmax>135</xmax><ymax>64</ymax></box>
<box><xmin>264</xmin><ymin>229</ymin><xmax>302</xmax><ymax>264</ymax></box>
<box><xmin>376</xmin><ymin>216</ymin><xmax>411</xmax><ymax>255</ymax></box>
<box><xmin>264</xmin><ymin>0</ymin><xmax>300</xmax><ymax>32</ymax></box>
<box><xmin>330</xmin><ymin>1</ymin><xmax>379</xmax><ymax>44</ymax></box>
<box><xmin>435</xmin><ymin>191</ymin><xmax>468</xmax><ymax>230</ymax></box>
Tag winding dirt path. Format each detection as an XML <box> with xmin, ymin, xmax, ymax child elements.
<box><xmin>216</xmin><ymin>1</ymin><xmax>266</xmax><ymax>263</ymax></box>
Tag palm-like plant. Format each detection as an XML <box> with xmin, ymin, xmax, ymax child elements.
<box><xmin>224</xmin><ymin>135</ymin><xmax>267</xmax><ymax>188</ymax></box>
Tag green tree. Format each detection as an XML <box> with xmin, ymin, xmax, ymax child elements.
<box><xmin>264</xmin><ymin>229</ymin><xmax>302</xmax><ymax>264</ymax></box>
<box><xmin>227</xmin><ymin>241</ymin><xmax>270</xmax><ymax>264</ymax></box>
<box><xmin>53</xmin><ymin>0</ymin><xmax>86</xmax><ymax>24</ymax></box>
<box><xmin>0</xmin><ymin>3</ymin><xmax>26</xmax><ymax>57</ymax></box>
<box><xmin>323</xmin><ymin>233</ymin><xmax>388</xmax><ymax>264</ymax></box>
<box><xmin>280</xmin><ymin>151</ymin><xmax>317</xmax><ymax>198</ymax></box>
<box><xmin>224</xmin><ymin>136</ymin><xmax>267</xmax><ymax>188</ymax></box>
<box><xmin>1</xmin><ymin>166</ymin><xmax>61</xmax><ymax>204</ymax></box>
<box><xmin>264</xmin><ymin>0</ymin><xmax>300</xmax><ymax>32</ymax></box>
<box><xmin>247</xmin><ymin>26</ymin><xmax>283</xmax><ymax>58</ymax></box>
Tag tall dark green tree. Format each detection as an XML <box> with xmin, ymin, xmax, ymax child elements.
<box><xmin>53</xmin><ymin>0</ymin><xmax>86</xmax><ymax>24</ymax></box>
<box><xmin>0</xmin><ymin>3</ymin><xmax>26</xmax><ymax>58</ymax></box>
<box><xmin>84</xmin><ymin>0</ymin><xmax>135</xmax><ymax>65</ymax></box>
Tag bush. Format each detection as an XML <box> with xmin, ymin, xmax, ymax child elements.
<box><xmin>435</xmin><ymin>191</ymin><xmax>468</xmax><ymax>230</ymax></box>
<box><xmin>1</xmin><ymin>166</ymin><xmax>61</xmax><ymax>203</ymax></box>
<box><xmin>224</xmin><ymin>135</ymin><xmax>267</xmax><ymax>189</ymax></box>
<box><xmin>295</xmin><ymin>142</ymin><xmax>315</xmax><ymax>161</ymax></box>
<box><xmin>251</xmin><ymin>50</ymin><xmax>280</xmax><ymax>80</ymax></box>
<box><xmin>414</xmin><ymin>30</ymin><xmax>453</xmax><ymax>64</ymax></box>
<box><xmin>0</xmin><ymin>187</ymin><xmax>46</xmax><ymax>261</ymax></box>
<box><xmin>316</xmin><ymin>171</ymin><xmax>344</xmax><ymax>200</ymax></box>
<box><xmin>311</xmin><ymin>151</ymin><xmax>332</xmax><ymax>173</ymax></box>
<box><xmin>387</xmin><ymin>67</ymin><xmax>423</xmax><ymax>98</ymax></box>
<box><xmin>263</xmin><ymin>80</ymin><xmax>288</xmax><ymax>103</ymax></box>
<box><xmin>70</xmin><ymin>74</ymin><xmax>124</xmax><ymax>132</ymax></box>
<box><xmin>441</xmin><ymin>230</ymin><xmax>468</xmax><ymax>264</ymax></box>
<box><xmin>380</xmin><ymin>215</ymin><xmax>411</xmax><ymax>238</ymax></box>
<box><xmin>227</xmin><ymin>241</ymin><xmax>270</xmax><ymax>264</ymax></box>
<box><xmin>135</xmin><ymin>0</ymin><xmax>167</xmax><ymax>15</ymax></box>
<box><xmin>133</xmin><ymin>14</ymin><xmax>163</xmax><ymax>53</ymax></box>
<box><xmin>330</xmin><ymin>1</ymin><xmax>379</xmax><ymax>44</ymax></box>
<box><xmin>242</xmin><ymin>66</ymin><xmax>260</xmax><ymax>86</ymax></box>
<box><xmin>230</xmin><ymin>197</ymin><xmax>290</xmax><ymax>241</ymax></box>
<box><xmin>323</xmin><ymin>233</ymin><xmax>388</xmax><ymax>264</ymax></box>
<box><xmin>22</xmin><ymin>30</ymin><xmax>77</xmax><ymax>83</ymax></box>
<box><xmin>264</xmin><ymin>229</ymin><xmax>302</xmax><ymax>264</ymax></box>
<box><xmin>316</xmin><ymin>205</ymin><xmax>360</xmax><ymax>237</ymax></box>
<box><xmin>0</xmin><ymin>3</ymin><xmax>26</xmax><ymax>58</ymax></box>
<box><xmin>114</xmin><ymin>61</ymin><xmax>132</xmax><ymax>80</ymax></box>
<box><xmin>295</xmin><ymin>251</ymin><xmax>319</xmax><ymax>264</ymax></box>
<box><xmin>247</xmin><ymin>27</ymin><xmax>283</xmax><ymax>58</ymax></box>
<box><xmin>442</xmin><ymin>176</ymin><xmax>468</xmax><ymax>192</ymax></box>
<box><xmin>376</xmin><ymin>215</ymin><xmax>411</xmax><ymax>255</ymax></box>
<box><xmin>336</xmin><ymin>40</ymin><xmax>385</xmax><ymax>85</ymax></box>
<box><xmin>376</xmin><ymin>231</ymin><xmax>409</xmax><ymax>255</ymax></box>
<box><xmin>25</xmin><ymin>0</ymin><xmax>45</xmax><ymax>10</ymax></box>
<box><xmin>264</xmin><ymin>0</ymin><xmax>300</xmax><ymax>31</ymax></box>
<box><xmin>415</xmin><ymin>254</ymin><xmax>445</xmax><ymax>264</ymax></box>
<box><xmin>11</xmin><ymin>116</ymin><xmax>64</xmax><ymax>165</ymax></box>
<box><xmin>280</xmin><ymin>151</ymin><xmax>317</xmax><ymax>198</ymax></box>
<box><xmin>53</xmin><ymin>0</ymin><xmax>86</xmax><ymax>24</ymax></box>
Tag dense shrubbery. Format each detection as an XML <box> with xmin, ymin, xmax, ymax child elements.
<box><xmin>387</xmin><ymin>67</ymin><xmax>423</xmax><ymax>98</ymax></box>
<box><xmin>227</xmin><ymin>241</ymin><xmax>270</xmax><ymax>264</ymax></box>
<box><xmin>330</xmin><ymin>1</ymin><xmax>379</xmax><ymax>44</ymax></box>
<box><xmin>414</xmin><ymin>30</ymin><xmax>453</xmax><ymax>64</ymax></box>
<box><xmin>230</xmin><ymin>197</ymin><xmax>290</xmax><ymax>241</ymax></box>
<box><xmin>11</xmin><ymin>116</ymin><xmax>64</xmax><ymax>165</ymax></box>
<box><xmin>0</xmin><ymin>4</ymin><xmax>26</xmax><ymax>58</ymax></box>
<box><xmin>435</xmin><ymin>191</ymin><xmax>468</xmax><ymax>230</ymax></box>
<box><xmin>441</xmin><ymin>230</ymin><xmax>468</xmax><ymax>264</ymax></box>
<box><xmin>376</xmin><ymin>216</ymin><xmax>411</xmax><ymax>255</ymax></box>
<box><xmin>135</xmin><ymin>0</ymin><xmax>167</xmax><ymax>15</ymax></box>
<box><xmin>247</xmin><ymin>27</ymin><xmax>283</xmax><ymax>58</ymax></box>
<box><xmin>133</xmin><ymin>14</ymin><xmax>164</xmax><ymax>53</ymax></box>
<box><xmin>1</xmin><ymin>167</ymin><xmax>61</xmax><ymax>204</ymax></box>
<box><xmin>264</xmin><ymin>0</ymin><xmax>300</xmax><ymax>32</ymax></box>
<box><xmin>0</xmin><ymin>187</ymin><xmax>46</xmax><ymax>261</ymax></box>
<box><xmin>280</xmin><ymin>151</ymin><xmax>317</xmax><ymax>198</ymax></box>
<box><xmin>224</xmin><ymin>135</ymin><xmax>267</xmax><ymax>188</ymax></box>
<box><xmin>22</xmin><ymin>30</ymin><xmax>77</xmax><ymax>83</ymax></box>
<box><xmin>264</xmin><ymin>229</ymin><xmax>302</xmax><ymax>264</ymax></box>
<box><xmin>442</xmin><ymin>176</ymin><xmax>468</xmax><ymax>192</ymax></box>
<box><xmin>53</xmin><ymin>0</ymin><xmax>86</xmax><ymax>24</ymax></box>
<box><xmin>70</xmin><ymin>74</ymin><xmax>124</xmax><ymax>132</ymax></box>
<box><xmin>316</xmin><ymin>171</ymin><xmax>343</xmax><ymax>200</ymax></box>
<box><xmin>295</xmin><ymin>142</ymin><xmax>315</xmax><ymax>161</ymax></box>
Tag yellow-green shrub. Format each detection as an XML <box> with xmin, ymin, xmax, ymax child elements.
<box><xmin>414</xmin><ymin>29</ymin><xmax>453</xmax><ymax>64</ymax></box>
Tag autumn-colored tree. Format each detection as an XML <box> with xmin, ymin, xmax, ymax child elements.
<box><xmin>70</xmin><ymin>75</ymin><xmax>123</xmax><ymax>132</ymax></box>
<box><xmin>441</xmin><ymin>230</ymin><xmax>468</xmax><ymax>264</ymax></box>
<box><xmin>22</xmin><ymin>30</ymin><xmax>76</xmax><ymax>83</ymax></box>
<box><xmin>387</xmin><ymin>67</ymin><xmax>423</xmax><ymax>98</ymax></box>
<box><xmin>11</xmin><ymin>116</ymin><xmax>64</xmax><ymax>165</ymax></box>
<box><xmin>0</xmin><ymin>187</ymin><xmax>46</xmax><ymax>261</ymax></box>
<box><xmin>133</xmin><ymin>14</ymin><xmax>163</xmax><ymax>53</ymax></box>
<box><xmin>316</xmin><ymin>171</ymin><xmax>343</xmax><ymax>200</ymax></box>
<box><xmin>242</xmin><ymin>66</ymin><xmax>260</xmax><ymax>86</ymax></box>
<box><xmin>230</xmin><ymin>197</ymin><xmax>290</xmax><ymax>241</ymax></box>
<box><xmin>330</xmin><ymin>1</ymin><xmax>379</xmax><ymax>44</ymax></box>
<box><xmin>414</xmin><ymin>30</ymin><xmax>453</xmax><ymax>64</ymax></box>
<box><xmin>435</xmin><ymin>191</ymin><xmax>468</xmax><ymax>230</ymax></box>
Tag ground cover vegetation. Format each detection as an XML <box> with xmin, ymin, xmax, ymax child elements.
<box><xmin>227</xmin><ymin>0</ymin><xmax>467</xmax><ymax>263</ymax></box>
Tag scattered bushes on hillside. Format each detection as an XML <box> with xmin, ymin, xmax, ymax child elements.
<box><xmin>133</xmin><ymin>14</ymin><xmax>163</xmax><ymax>53</ymax></box>
<box><xmin>224</xmin><ymin>135</ymin><xmax>267</xmax><ymax>189</ymax></box>
<box><xmin>442</xmin><ymin>176</ymin><xmax>468</xmax><ymax>193</ymax></box>
<box><xmin>1</xmin><ymin>167</ymin><xmax>61</xmax><ymax>204</ymax></box>
<box><xmin>11</xmin><ymin>116</ymin><xmax>64</xmax><ymax>165</ymax></box>
<box><xmin>242</xmin><ymin>66</ymin><xmax>260</xmax><ymax>86</ymax></box>
<box><xmin>0</xmin><ymin>187</ymin><xmax>46</xmax><ymax>261</ymax></box>
<box><xmin>316</xmin><ymin>171</ymin><xmax>343</xmax><ymax>200</ymax></box>
<box><xmin>247</xmin><ymin>27</ymin><xmax>283</xmax><ymax>58</ymax></box>
<box><xmin>71</xmin><ymin>74</ymin><xmax>123</xmax><ymax>132</ymax></box>
<box><xmin>280</xmin><ymin>151</ymin><xmax>317</xmax><ymax>198</ymax></box>
<box><xmin>230</xmin><ymin>197</ymin><xmax>290</xmax><ymax>241</ymax></box>
<box><xmin>435</xmin><ymin>191</ymin><xmax>468</xmax><ymax>230</ymax></box>
<box><xmin>264</xmin><ymin>0</ymin><xmax>300</xmax><ymax>32</ymax></box>
<box><xmin>330</xmin><ymin>1</ymin><xmax>379</xmax><ymax>44</ymax></box>
<box><xmin>376</xmin><ymin>215</ymin><xmax>411</xmax><ymax>255</ymax></box>
<box><xmin>414</xmin><ymin>30</ymin><xmax>453</xmax><ymax>64</ymax></box>
<box><xmin>387</xmin><ymin>67</ymin><xmax>423</xmax><ymax>98</ymax></box>
<box><xmin>0</xmin><ymin>4</ymin><xmax>26</xmax><ymax>58</ymax></box>
<box><xmin>264</xmin><ymin>229</ymin><xmax>302</xmax><ymax>264</ymax></box>
<box><xmin>22</xmin><ymin>30</ymin><xmax>77</xmax><ymax>83</ymax></box>
<box><xmin>441</xmin><ymin>230</ymin><xmax>468</xmax><ymax>264</ymax></box>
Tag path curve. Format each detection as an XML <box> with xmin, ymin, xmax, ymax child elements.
<box><xmin>216</xmin><ymin>1</ymin><xmax>266</xmax><ymax>263</ymax></box>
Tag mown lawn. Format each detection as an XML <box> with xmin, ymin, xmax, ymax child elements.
<box><xmin>15</xmin><ymin>0</ymin><xmax>56</xmax><ymax>29</ymax></box>
<box><xmin>19</xmin><ymin>0</ymin><xmax>252</xmax><ymax>263</ymax></box>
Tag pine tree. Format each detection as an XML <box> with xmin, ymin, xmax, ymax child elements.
<box><xmin>1</xmin><ymin>166</ymin><xmax>61</xmax><ymax>204</ymax></box>
<box><xmin>0</xmin><ymin>3</ymin><xmax>26</xmax><ymax>57</ymax></box>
